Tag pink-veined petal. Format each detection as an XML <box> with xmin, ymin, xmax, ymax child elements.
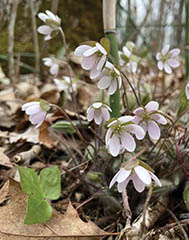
<box><xmin>25</xmin><ymin>105</ymin><xmax>41</xmax><ymax>115</ymax></box>
<box><xmin>108</xmin><ymin>134</ymin><xmax>120</xmax><ymax>157</ymax></box>
<box><xmin>108</xmin><ymin>79</ymin><xmax>117</xmax><ymax>95</ymax></box>
<box><xmin>117</xmin><ymin>177</ymin><xmax>131</xmax><ymax>192</ymax></box>
<box><xmin>131</xmin><ymin>174</ymin><xmax>146</xmax><ymax>192</ymax></box>
<box><xmin>167</xmin><ymin>59</ymin><xmax>180</xmax><ymax>68</ymax></box>
<box><xmin>98</xmin><ymin>76</ymin><xmax>111</xmax><ymax>89</ymax></box>
<box><xmin>81</xmin><ymin>55</ymin><xmax>96</xmax><ymax>70</ymax></box>
<box><xmin>101</xmin><ymin>108</ymin><xmax>110</xmax><ymax>121</ymax></box>
<box><xmin>105</xmin><ymin>128</ymin><xmax>113</xmax><ymax>145</ymax></box>
<box><xmin>94</xmin><ymin>109</ymin><xmax>103</xmax><ymax>125</ymax></box>
<box><xmin>118</xmin><ymin>116</ymin><xmax>134</xmax><ymax>124</ymax></box>
<box><xmin>117</xmin><ymin>169</ymin><xmax>131</xmax><ymax>183</ymax></box>
<box><xmin>133</xmin><ymin>107</ymin><xmax>144</xmax><ymax>116</ymax></box>
<box><xmin>145</xmin><ymin>101</ymin><xmax>159</xmax><ymax>112</ymax></box>
<box><xmin>120</xmin><ymin>132</ymin><xmax>136</xmax><ymax>152</ymax></box>
<box><xmin>134</xmin><ymin>166</ymin><xmax>151</xmax><ymax>185</ymax></box>
<box><xmin>124</xmin><ymin>124</ymin><xmax>145</xmax><ymax>140</ymax></box>
<box><xmin>29</xmin><ymin>111</ymin><xmax>46</xmax><ymax>127</ymax></box>
<box><xmin>96</xmin><ymin>55</ymin><xmax>106</xmax><ymax>71</ymax></box>
<box><xmin>90</xmin><ymin>64</ymin><xmax>101</xmax><ymax>79</ymax></box>
<box><xmin>164</xmin><ymin>62</ymin><xmax>172</xmax><ymax>74</ymax></box>
<box><xmin>147</xmin><ymin>120</ymin><xmax>160</xmax><ymax>140</ymax></box>
<box><xmin>87</xmin><ymin>108</ymin><xmax>94</xmax><ymax>122</ymax></box>
<box><xmin>74</xmin><ymin>45</ymin><xmax>91</xmax><ymax>56</ymax></box>
<box><xmin>22</xmin><ymin>102</ymin><xmax>40</xmax><ymax>110</ymax></box>
<box><xmin>151</xmin><ymin>113</ymin><xmax>167</xmax><ymax>125</ymax></box>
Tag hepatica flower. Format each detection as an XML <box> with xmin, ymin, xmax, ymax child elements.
<box><xmin>156</xmin><ymin>45</ymin><xmax>180</xmax><ymax>74</ymax></box>
<box><xmin>38</xmin><ymin>10</ymin><xmax>61</xmax><ymax>40</ymax></box>
<box><xmin>74</xmin><ymin>42</ymin><xmax>107</xmax><ymax>79</ymax></box>
<box><xmin>54</xmin><ymin>76</ymin><xmax>77</xmax><ymax>100</ymax></box>
<box><xmin>185</xmin><ymin>83</ymin><xmax>189</xmax><ymax>100</ymax></box>
<box><xmin>87</xmin><ymin>102</ymin><xmax>111</xmax><ymax>125</ymax></box>
<box><xmin>43</xmin><ymin>57</ymin><xmax>59</xmax><ymax>76</ymax></box>
<box><xmin>105</xmin><ymin>116</ymin><xmax>145</xmax><ymax>157</ymax></box>
<box><xmin>97</xmin><ymin>62</ymin><xmax>122</xmax><ymax>95</ymax></box>
<box><xmin>133</xmin><ymin>101</ymin><xmax>167</xmax><ymax>140</ymax></box>
<box><xmin>109</xmin><ymin>159</ymin><xmax>162</xmax><ymax>193</ymax></box>
<box><xmin>22</xmin><ymin>100</ymin><xmax>50</xmax><ymax>128</ymax></box>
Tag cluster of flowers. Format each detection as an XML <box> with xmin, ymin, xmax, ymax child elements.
<box><xmin>22</xmin><ymin>10</ymin><xmax>185</xmax><ymax>194</ymax></box>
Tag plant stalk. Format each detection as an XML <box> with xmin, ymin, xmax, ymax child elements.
<box><xmin>103</xmin><ymin>0</ymin><xmax>120</xmax><ymax>118</ymax></box>
<box><xmin>186</xmin><ymin>0</ymin><xmax>189</xmax><ymax>82</ymax></box>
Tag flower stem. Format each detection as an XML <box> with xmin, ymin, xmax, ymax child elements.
<box><xmin>103</xmin><ymin>0</ymin><xmax>120</xmax><ymax>118</ymax></box>
<box><xmin>186</xmin><ymin>0</ymin><xmax>189</xmax><ymax>82</ymax></box>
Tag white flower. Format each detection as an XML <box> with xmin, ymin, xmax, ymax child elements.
<box><xmin>156</xmin><ymin>45</ymin><xmax>180</xmax><ymax>74</ymax></box>
<box><xmin>87</xmin><ymin>102</ymin><xmax>111</xmax><ymax>125</ymax></box>
<box><xmin>119</xmin><ymin>41</ymin><xmax>140</xmax><ymax>73</ymax></box>
<box><xmin>109</xmin><ymin>160</ymin><xmax>162</xmax><ymax>193</ymax></box>
<box><xmin>74</xmin><ymin>43</ymin><xmax>107</xmax><ymax>79</ymax></box>
<box><xmin>185</xmin><ymin>83</ymin><xmax>189</xmax><ymax>100</ymax></box>
<box><xmin>105</xmin><ymin>116</ymin><xmax>145</xmax><ymax>157</ymax></box>
<box><xmin>43</xmin><ymin>57</ymin><xmax>59</xmax><ymax>76</ymax></box>
<box><xmin>97</xmin><ymin>62</ymin><xmax>122</xmax><ymax>95</ymax></box>
<box><xmin>37</xmin><ymin>10</ymin><xmax>61</xmax><ymax>40</ymax></box>
<box><xmin>133</xmin><ymin>101</ymin><xmax>167</xmax><ymax>141</ymax></box>
<box><xmin>54</xmin><ymin>76</ymin><xmax>77</xmax><ymax>100</ymax></box>
<box><xmin>22</xmin><ymin>100</ymin><xmax>50</xmax><ymax>128</ymax></box>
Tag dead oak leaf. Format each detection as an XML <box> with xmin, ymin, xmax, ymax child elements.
<box><xmin>39</xmin><ymin>121</ymin><xmax>58</xmax><ymax>148</ymax></box>
<box><xmin>0</xmin><ymin>179</ymin><xmax>110</xmax><ymax>240</ymax></box>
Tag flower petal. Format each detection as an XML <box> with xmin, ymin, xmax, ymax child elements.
<box><xmin>109</xmin><ymin>168</ymin><xmax>124</xmax><ymax>188</ymax></box>
<box><xmin>124</xmin><ymin>124</ymin><xmax>145</xmax><ymax>140</ymax></box>
<box><xmin>117</xmin><ymin>169</ymin><xmax>131</xmax><ymax>183</ymax></box>
<box><xmin>161</xmin><ymin>45</ymin><xmax>170</xmax><ymax>55</ymax></box>
<box><xmin>120</xmin><ymin>132</ymin><xmax>136</xmax><ymax>152</ymax></box>
<box><xmin>133</xmin><ymin>107</ymin><xmax>144</xmax><ymax>116</ymax></box>
<box><xmin>83</xmin><ymin>46</ymin><xmax>98</xmax><ymax>57</ymax></box>
<box><xmin>81</xmin><ymin>55</ymin><xmax>96</xmax><ymax>70</ymax></box>
<box><xmin>147</xmin><ymin>120</ymin><xmax>160</xmax><ymax>140</ymax></box>
<box><xmin>118</xmin><ymin>116</ymin><xmax>134</xmax><ymax>124</ymax></box>
<box><xmin>50</xmin><ymin>64</ymin><xmax>59</xmax><ymax>76</ymax></box>
<box><xmin>166</xmin><ymin>59</ymin><xmax>180</xmax><ymax>68</ymax></box>
<box><xmin>96</xmin><ymin>55</ymin><xmax>106</xmax><ymax>71</ymax></box>
<box><xmin>131</xmin><ymin>174</ymin><xmax>146</xmax><ymax>192</ymax></box>
<box><xmin>117</xmin><ymin>177</ymin><xmax>130</xmax><ymax>192</ymax></box>
<box><xmin>96</xmin><ymin>43</ymin><xmax>107</xmax><ymax>55</ymax></box>
<box><xmin>149</xmin><ymin>172</ymin><xmax>162</xmax><ymax>187</ymax></box>
<box><xmin>145</xmin><ymin>101</ymin><xmax>159</xmax><ymax>112</ymax></box>
<box><xmin>94</xmin><ymin>109</ymin><xmax>103</xmax><ymax>125</ymax></box>
<box><xmin>105</xmin><ymin>128</ymin><xmax>113</xmax><ymax>145</ymax></box>
<box><xmin>101</xmin><ymin>108</ymin><xmax>110</xmax><ymax>121</ymax></box>
<box><xmin>74</xmin><ymin>45</ymin><xmax>91</xmax><ymax>56</ymax></box>
<box><xmin>123</xmin><ymin>46</ymin><xmax>131</xmax><ymax>57</ymax></box>
<box><xmin>169</xmin><ymin>48</ymin><xmax>180</xmax><ymax>57</ymax></box>
<box><xmin>38</xmin><ymin>13</ymin><xmax>48</xmax><ymax>22</ymax></box>
<box><xmin>108</xmin><ymin>134</ymin><xmax>120</xmax><ymax>157</ymax></box>
<box><xmin>90</xmin><ymin>64</ymin><xmax>101</xmax><ymax>79</ymax></box>
<box><xmin>156</xmin><ymin>52</ymin><xmax>161</xmax><ymax>60</ymax></box>
<box><xmin>157</xmin><ymin>61</ymin><xmax>164</xmax><ymax>71</ymax></box>
<box><xmin>185</xmin><ymin>83</ymin><xmax>189</xmax><ymax>99</ymax></box>
<box><xmin>98</xmin><ymin>76</ymin><xmax>111</xmax><ymax>89</ymax></box>
<box><xmin>134</xmin><ymin>166</ymin><xmax>151</xmax><ymax>185</ymax></box>
<box><xmin>87</xmin><ymin>108</ymin><xmax>94</xmax><ymax>122</ymax></box>
<box><xmin>164</xmin><ymin>62</ymin><xmax>172</xmax><ymax>74</ymax></box>
<box><xmin>37</xmin><ymin>25</ymin><xmax>52</xmax><ymax>35</ymax></box>
<box><xmin>151</xmin><ymin>113</ymin><xmax>167</xmax><ymax>125</ymax></box>
<box><xmin>108</xmin><ymin>79</ymin><xmax>117</xmax><ymax>95</ymax></box>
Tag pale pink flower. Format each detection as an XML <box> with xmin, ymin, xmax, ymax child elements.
<box><xmin>185</xmin><ymin>83</ymin><xmax>189</xmax><ymax>100</ymax></box>
<box><xmin>54</xmin><ymin>76</ymin><xmax>77</xmax><ymax>100</ymax></box>
<box><xmin>119</xmin><ymin>41</ymin><xmax>140</xmax><ymax>73</ymax></box>
<box><xmin>87</xmin><ymin>102</ymin><xmax>111</xmax><ymax>125</ymax></box>
<box><xmin>97</xmin><ymin>62</ymin><xmax>122</xmax><ymax>95</ymax></box>
<box><xmin>38</xmin><ymin>10</ymin><xmax>61</xmax><ymax>40</ymax></box>
<box><xmin>133</xmin><ymin>101</ymin><xmax>167</xmax><ymax>140</ymax></box>
<box><xmin>156</xmin><ymin>45</ymin><xmax>180</xmax><ymax>74</ymax></box>
<box><xmin>22</xmin><ymin>100</ymin><xmax>50</xmax><ymax>128</ymax></box>
<box><xmin>74</xmin><ymin>43</ymin><xmax>107</xmax><ymax>79</ymax></box>
<box><xmin>43</xmin><ymin>57</ymin><xmax>59</xmax><ymax>76</ymax></box>
<box><xmin>105</xmin><ymin>116</ymin><xmax>145</xmax><ymax>157</ymax></box>
<box><xmin>109</xmin><ymin>160</ymin><xmax>162</xmax><ymax>193</ymax></box>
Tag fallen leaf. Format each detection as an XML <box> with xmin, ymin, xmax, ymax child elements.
<box><xmin>0</xmin><ymin>148</ymin><xmax>13</xmax><ymax>168</ymax></box>
<box><xmin>39</xmin><ymin>121</ymin><xmax>58</xmax><ymax>148</ymax></box>
<box><xmin>0</xmin><ymin>180</ymin><xmax>9</xmax><ymax>204</ymax></box>
<box><xmin>0</xmin><ymin>179</ymin><xmax>110</xmax><ymax>240</ymax></box>
<box><xmin>9</xmin><ymin>127</ymin><xmax>39</xmax><ymax>144</ymax></box>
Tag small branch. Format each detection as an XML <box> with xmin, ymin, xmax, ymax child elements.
<box><xmin>13</xmin><ymin>145</ymin><xmax>41</xmax><ymax>165</ymax></box>
<box><xmin>30</xmin><ymin>0</ymin><xmax>40</xmax><ymax>75</ymax></box>
<box><xmin>8</xmin><ymin>0</ymin><xmax>19</xmax><ymax>82</ymax></box>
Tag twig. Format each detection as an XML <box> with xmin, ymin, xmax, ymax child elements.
<box><xmin>8</xmin><ymin>0</ymin><xmax>19</xmax><ymax>82</ymax></box>
<box><xmin>13</xmin><ymin>145</ymin><xmax>41</xmax><ymax>165</ymax></box>
<box><xmin>30</xmin><ymin>0</ymin><xmax>40</xmax><ymax>75</ymax></box>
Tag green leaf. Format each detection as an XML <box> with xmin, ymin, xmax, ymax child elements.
<box><xmin>183</xmin><ymin>183</ymin><xmax>189</xmax><ymax>210</ymax></box>
<box><xmin>24</xmin><ymin>195</ymin><xmax>52</xmax><ymax>224</ymax></box>
<box><xmin>17</xmin><ymin>166</ymin><xmax>44</xmax><ymax>199</ymax></box>
<box><xmin>100</xmin><ymin>37</ymin><xmax>110</xmax><ymax>54</ymax></box>
<box><xmin>40</xmin><ymin>166</ymin><xmax>61</xmax><ymax>200</ymax></box>
<box><xmin>178</xmin><ymin>88</ymin><xmax>189</xmax><ymax>116</ymax></box>
<box><xmin>51</xmin><ymin>120</ymin><xmax>76</xmax><ymax>134</ymax></box>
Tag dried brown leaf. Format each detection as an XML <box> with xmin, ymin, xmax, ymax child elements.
<box><xmin>0</xmin><ymin>148</ymin><xmax>13</xmax><ymax>168</ymax></box>
<box><xmin>9</xmin><ymin>127</ymin><xmax>39</xmax><ymax>144</ymax></box>
<box><xmin>39</xmin><ymin>121</ymin><xmax>58</xmax><ymax>148</ymax></box>
<box><xmin>0</xmin><ymin>179</ymin><xmax>109</xmax><ymax>240</ymax></box>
